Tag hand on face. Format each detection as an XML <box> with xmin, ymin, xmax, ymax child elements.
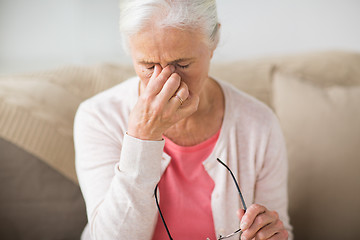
<box><xmin>237</xmin><ymin>204</ymin><xmax>288</xmax><ymax>240</ymax></box>
<box><xmin>127</xmin><ymin>64</ymin><xmax>199</xmax><ymax>141</ymax></box>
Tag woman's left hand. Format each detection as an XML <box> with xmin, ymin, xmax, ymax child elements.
<box><xmin>237</xmin><ymin>204</ymin><xmax>288</xmax><ymax>240</ymax></box>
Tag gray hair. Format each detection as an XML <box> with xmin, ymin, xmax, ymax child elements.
<box><xmin>119</xmin><ymin>0</ymin><xmax>220</xmax><ymax>50</ymax></box>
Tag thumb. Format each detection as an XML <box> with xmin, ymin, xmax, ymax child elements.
<box><xmin>237</xmin><ymin>209</ymin><xmax>245</xmax><ymax>221</ymax></box>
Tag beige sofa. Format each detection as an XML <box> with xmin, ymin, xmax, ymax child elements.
<box><xmin>1</xmin><ymin>51</ymin><xmax>359</xmax><ymax>239</ymax></box>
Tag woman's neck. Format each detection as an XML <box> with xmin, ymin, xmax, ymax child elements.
<box><xmin>164</xmin><ymin>77</ymin><xmax>224</xmax><ymax>146</ymax></box>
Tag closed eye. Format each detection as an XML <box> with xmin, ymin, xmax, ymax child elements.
<box><xmin>147</xmin><ymin>65</ymin><xmax>155</xmax><ymax>70</ymax></box>
<box><xmin>177</xmin><ymin>63</ymin><xmax>190</xmax><ymax>69</ymax></box>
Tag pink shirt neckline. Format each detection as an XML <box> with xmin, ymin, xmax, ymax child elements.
<box><xmin>152</xmin><ymin>130</ymin><xmax>221</xmax><ymax>240</ymax></box>
<box><xmin>163</xmin><ymin>130</ymin><xmax>221</xmax><ymax>153</ymax></box>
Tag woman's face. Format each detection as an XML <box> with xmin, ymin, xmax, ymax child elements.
<box><xmin>129</xmin><ymin>26</ymin><xmax>215</xmax><ymax>96</ymax></box>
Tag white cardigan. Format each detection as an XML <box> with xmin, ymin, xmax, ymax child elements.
<box><xmin>74</xmin><ymin>77</ymin><xmax>293</xmax><ymax>240</ymax></box>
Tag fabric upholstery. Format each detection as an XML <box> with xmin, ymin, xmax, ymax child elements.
<box><xmin>0</xmin><ymin>137</ymin><xmax>87</xmax><ymax>240</ymax></box>
<box><xmin>271</xmin><ymin>51</ymin><xmax>360</xmax><ymax>87</ymax></box>
<box><xmin>0</xmin><ymin>64</ymin><xmax>135</xmax><ymax>183</ymax></box>
<box><xmin>1</xmin><ymin>50</ymin><xmax>359</xmax><ymax>239</ymax></box>
<box><xmin>211</xmin><ymin>50</ymin><xmax>360</xmax><ymax>108</ymax></box>
<box><xmin>210</xmin><ymin>60</ymin><xmax>273</xmax><ymax>106</ymax></box>
<box><xmin>272</xmin><ymin>72</ymin><xmax>360</xmax><ymax>239</ymax></box>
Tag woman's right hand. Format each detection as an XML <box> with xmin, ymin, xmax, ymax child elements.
<box><xmin>127</xmin><ymin>64</ymin><xmax>199</xmax><ymax>141</ymax></box>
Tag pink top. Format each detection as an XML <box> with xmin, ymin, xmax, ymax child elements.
<box><xmin>152</xmin><ymin>130</ymin><xmax>221</xmax><ymax>240</ymax></box>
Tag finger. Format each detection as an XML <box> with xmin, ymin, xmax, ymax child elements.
<box><xmin>237</xmin><ymin>209</ymin><xmax>246</xmax><ymax>221</ymax></box>
<box><xmin>158</xmin><ymin>73</ymin><xmax>182</xmax><ymax>102</ymax></box>
<box><xmin>267</xmin><ymin>233</ymin><xmax>287</xmax><ymax>240</ymax></box>
<box><xmin>241</xmin><ymin>210</ymin><xmax>279</xmax><ymax>240</ymax></box>
<box><xmin>268</xmin><ymin>229</ymin><xmax>289</xmax><ymax>240</ymax></box>
<box><xmin>172</xmin><ymin>93</ymin><xmax>199</xmax><ymax>119</ymax></box>
<box><xmin>258</xmin><ymin>218</ymin><xmax>288</xmax><ymax>240</ymax></box>
<box><xmin>151</xmin><ymin>64</ymin><xmax>162</xmax><ymax>81</ymax></box>
<box><xmin>174</xmin><ymin>81</ymin><xmax>190</xmax><ymax>103</ymax></box>
<box><xmin>242</xmin><ymin>213</ymin><xmax>273</xmax><ymax>240</ymax></box>
<box><xmin>240</xmin><ymin>204</ymin><xmax>267</xmax><ymax>230</ymax></box>
<box><xmin>146</xmin><ymin>65</ymin><xmax>175</xmax><ymax>95</ymax></box>
<box><xmin>167</xmin><ymin>81</ymin><xmax>189</xmax><ymax>109</ymax></box>
<box><xmin>253</xmin><ymin>219</ymin><xmax>283</xmax><ymax>240</ymax></box>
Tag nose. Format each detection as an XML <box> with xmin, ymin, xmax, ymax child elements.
<box><xmin>158</xmin><ymin>63</ymin><xmax>174</xmax><ymax>70</ymax></box>
<box><xmin>155</xmin><ymin>64</ymin><xmax>177</xmax><ymax>75</ymax></box>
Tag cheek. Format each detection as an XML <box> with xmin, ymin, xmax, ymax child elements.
<box><xmin>178</xmin><ymin>65</ymin><xmax>208</xmax><ymax>92</ymax></box>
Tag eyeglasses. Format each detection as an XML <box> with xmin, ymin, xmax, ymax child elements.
<box><xmin>154</xmin><ymin>158</ymin><xmax>247</xmax><ymax>240</ymax></box>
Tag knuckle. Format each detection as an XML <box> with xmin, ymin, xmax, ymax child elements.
<box><xmin>140</xmin><ymin>94</ymin><xmax>153</xmax><ymax>104</ymax></box>
<box><xmin>278</xmin><ymin>228</ymin><xmax>289</xmax><ymax>239</ymax></box>
<box><xmin>253</xmin><ymin>204</ymin><xmax>264</xmax><ymax>212</ymax></box>
<box><xmin>256</xmin><ymin>231</ymin><xmax>267</xmax><ymax>240</ymax></box>
<box><xmin>152</xmin><ymin>107</ymin><xmax>162</xmax><ymax>116</ymax></box>
<box><xmin>179</xmin><ymin>87</ymin><xmax>189</xmax><ymax>99</ymax></box>
<box><xmin>191</xmin><ymin>101</ymin><xmax>199</xmax><ymax>111</ymax></box>
<box><xmin>180</xmin><ymin>80</ymin><xmax>188</xmax><ymax>91</ymax></box>
<box><xmin>162</xmin><ymin>111</ymin><xmax>172</xmax><ymax>121</ymax></box>
<box><xmin>256</xmin><ymin>214</ymin><xmax>267</xmax><ymax>226</ymax></box>
<box><xmin>156</xmin><ymin>69</ymin><xmax>169</xmax><ymax>81</ymax></box>
<box><xmin>151</xmin><ymin>102</ymin><xmax>164</xmax><ymax>114</ymax></box>
<box><xmin>283</xmin><ymin>229</ymin><xmax>289</xmax><ymax>238</ymax></box>
<box><xmin>157</xmin><ymin>74</ymin><xmax>167</xmax><ymax>83</ymax></box>
<box><xmin>242</xmin><ymin>232</ymin><xmax>251</xmax><ymax>240</ymax></box>
<box><xmin>271</xmin><ymin>210</ymin><xmax>279</xmax><ymax>219</ymax></box>
<box><xmin>277</xmin><ymin>219</ymin><xmax>284</xmax><ymax>228</ymax></box>
<box><xmin>183</xmin><ymin>90</ymin><xmax>190</xmax><ymax>100</ymax></box>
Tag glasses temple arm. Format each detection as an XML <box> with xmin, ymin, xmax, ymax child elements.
<box><xmin>154</xmin><ymin>184</ymin><xmax>174</xmax><ymax>240</ymax></box>
<box><xmin>217</xmin><ymin>158</ymin><xmax>247</xmax><ymax>211</ymax></box>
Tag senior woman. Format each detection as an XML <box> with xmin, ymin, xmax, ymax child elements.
<box><xmin>74</xmin><ymin>0</ymin><xmax>292</xmax><ymax>239</ymax></box>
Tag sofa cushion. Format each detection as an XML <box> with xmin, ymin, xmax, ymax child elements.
<box><xmin>0</xmin><ymin>64</ymin><xmax>135</xmax><ymax>184</ymax></box>
<box><xmin>272</xmin><ymin>71</ymin><xmax>360</xmax><ymax>240</ymax></box>
<box><xmin>0</xmin><ymin>137</ymin><xmax>87</xmax><ymax>240</ymax></box>
<box><xmin>1</xmin><ymin>51</ymin><xmax>359</xmax><ymax>239</ymax></box>
<box><xmin>210</xmin><ymin>60</ymin><xmax>273</xmax><ymax>106</ymax></box>
<box><xmin>272</xmin><ymin>51</ymin><xmax>360</xmax><ymax>87</ymax></box>
<box><xmin>210</xmin><ymin>51</ymin><xmax>360</xmax><ymax>109</ymax></box>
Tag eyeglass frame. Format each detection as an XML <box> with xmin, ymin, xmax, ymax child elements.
<box><xmin>154</xmin><ymin>158</ymin><xmax>247</xmax><ymax>240</ymax></box>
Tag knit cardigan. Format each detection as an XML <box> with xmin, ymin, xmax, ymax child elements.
<box><xmin>74</xmin><ymin>77</ymin><xmax>293</xmax><ymax>240</ymax></box>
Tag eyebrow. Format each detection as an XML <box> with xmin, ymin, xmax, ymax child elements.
<box><xmin>138</xmin><ymin>58</ymin><xmax>195</xmax><ymax>65</ymax></box>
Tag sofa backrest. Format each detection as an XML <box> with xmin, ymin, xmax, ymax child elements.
<box><xmin>1</xmin><ymin>50</ymin><xmax>359</xmax><ymax>239</ymax></box>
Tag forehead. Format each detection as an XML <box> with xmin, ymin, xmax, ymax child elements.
<box><xmin>129</xmin><ymin>26</ymin><xmax>209</xmax><ymax>63</ymax></box>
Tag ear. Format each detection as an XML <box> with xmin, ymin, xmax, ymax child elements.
<box><xmin>210</xmin><ymin>48</ymin><xmax>215</xmax><ymax>59</ymax></box>
<box><xmin>210</xmin><ymin>23</ymin><xmax>221</xmax><ymax>58</ymax></box>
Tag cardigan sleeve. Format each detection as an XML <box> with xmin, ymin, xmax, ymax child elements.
<box><xmin>74</xmin><ymin>102</ymin><xmax>164</xmax><ymax>240</ymax></box>
<box><xmin>254</xmin><ymin>113</ymin><xmax>293</xmax><ymax>239</ymax></box>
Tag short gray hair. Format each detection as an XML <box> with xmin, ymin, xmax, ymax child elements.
<box><xmin>119</xmin><ymin>0</ymin><xmax>220</xmax><ymax>50</ymax></box>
